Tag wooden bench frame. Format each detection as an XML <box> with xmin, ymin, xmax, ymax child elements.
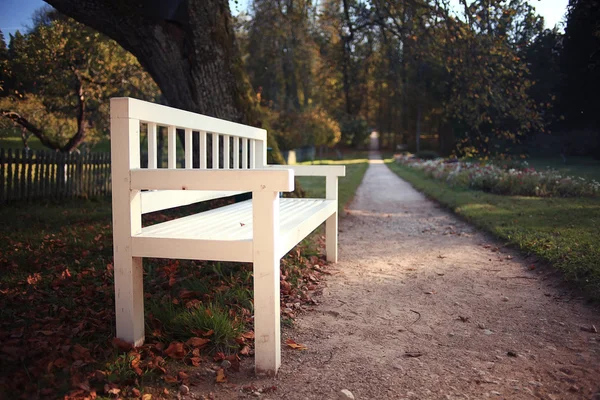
<box><xmin>110</xmin><ymin>98</ymin><xmax>344</xmax><ymax>375</ymax></box>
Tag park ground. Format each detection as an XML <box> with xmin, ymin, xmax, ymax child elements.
<box><xmin>1</xmin><ymin>151</ymin><xmax>599</xmax><ymax>399</ymax></box>
<box><xmin>185</xmin><ymin>153</ymin><xmax>600</xmax><ymax>399</ymax></box>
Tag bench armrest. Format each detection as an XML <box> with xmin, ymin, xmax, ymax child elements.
<box><xmin>130</xmin><ymin>168</ymin><xmax>294</xmax><ymax>192</ymax></box>
<box><xmin>265</xmin><ymin>164</ymin><xmax>346</xmax><ymax>177</ymax></box>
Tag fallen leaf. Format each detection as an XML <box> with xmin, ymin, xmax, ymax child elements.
<box><xmin>178</xmin><ymin>371</ymin><xmax>190</xmax><ymax>383</ymax></box>
<box><xmin>216</xmin><ymin>368</ymin><xmax>227</xmax><ymax>383</ymax></box>
<box><xmin>185</xmin><ymin>299</ymin><xmax>202</xmax><ymax>309</ymax></box>
<box><xmin>203</xmin><ymin>329</ymin><xmax>214</xmax><ymax>336</ymax></box>
<box><xmin>186</xmin><ymin>337</ymin><xmax>210</xmax><ymax>348</ymax></box>
<box><xmin>404</xmin><ymin>352</ymin><xmax>423</xmax><ymax>357</ymax></box>
<box><xmin>240</xmin><ymin>346</ymin><xmax>250</xmax><ymax>356</ymax></box>
<box><xmin>142</xmin><ymin>394</ymin><xmax>152</xmax><ymax>400</ymax></box>
<box><xmin>163</xmin><ymin>375</ymin><xmax>178</xmax><ymax>383</ymax></box>
<box><xmin>285</xmin><ymin>338</ymin><xmax>307</xmax><ymax>350</ymax></box>
<box><xmin>241</xmin><ymin>331</ymin><xmax>255</xmax><ymax>340</ymax></box>
<box><xmin>164</xmin><ymin>342</ymin><xmax>186</xmax><ymax>359</ymax></box>
<box><xmin>112</xmin><ymin>337</ymin><xmax>133</xmax><ymax>351</ymax></box>
<box><xmin>189</xmin><ymin>357</ymin><xmax>202</xmax><ymax>366</ymax></box>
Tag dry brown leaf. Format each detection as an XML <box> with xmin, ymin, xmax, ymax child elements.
<box><xmin>240</xmin><ymin>346</ymin><xmax>250</xmax><ymax>356</ymax></box>
<box><xmin>186</xmin><ymin>337</ymin><xmax>210</xmax><ymax>348</ymax></box>
<box><xmin>163</xmin><ymin>375</ymin><xmax>178</xmax><ymax>383</ymax></box>
<box><xmin>164</xmin><ymin>342</ymin><xmax>186</xmax><ymax>359</ymax></box>
<box><xmin>185</xmin><ymin>299</ymin><xmax>202</xmax><ymax>309</ymax></box>
<box><xmin>216</xmin><ymin>368</ymin><xmax>227</xmax><ymax>383</ymax></box>
<box><xmin>241</xmin><ymin>331</ymin><xmax>255</xmax><ymax>340</ymax></box>
<box><xmin>285</xmin><ymin>338</ymin><xmax>307</xmax><ymax>350</ymax></box>
<box><xmin>189</xmin><ymin>357</ymin><xmax>202</xmax><ymax>366</ymax></box>
<box><xmin>112</xmin><ymin>337</ymin><xmax>133</xmax><ymax>351</ymax></box>
<box><xmin>142</xmin><ymin>394</ymin><xmax>152</xmax><ymax>400</ymax></box>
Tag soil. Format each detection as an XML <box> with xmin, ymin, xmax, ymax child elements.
<box><xmin>190</xmin><ymin>153</ymin><xmax>600</xmax><ymax>400</ymax></box>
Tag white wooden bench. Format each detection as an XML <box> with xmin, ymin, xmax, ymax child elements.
<box><xmin>110</xmin><ymin>98</ymin><xmax>345</xmax><ymax>375</ymax></box>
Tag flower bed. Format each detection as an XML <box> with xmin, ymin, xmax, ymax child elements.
<box><xmin>394</xmin><ymin>154</ymin><xmax>600</xmax><ymax>197</ymax></box>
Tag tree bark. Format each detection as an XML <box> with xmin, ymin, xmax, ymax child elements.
<box><xmin>44</xmin><ymin>0</ymin><xmax>285</xmax><ymax>163</ymax></box>
<box><xmin>44</xmin><ymin>0</ymin><xmax>258</xmax><ymax>125</ymax></box>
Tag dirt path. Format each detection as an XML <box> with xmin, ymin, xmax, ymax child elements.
<box><xmin>194</xmin><ymin>153</ymin><xmax>600</xmax><ymax>400</ymax></box>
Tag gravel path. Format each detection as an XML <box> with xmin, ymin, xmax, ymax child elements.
<box><xmin>193</xmin><ymin>153</ymin><xmax>600</xmax><ymax>400</ymax></box>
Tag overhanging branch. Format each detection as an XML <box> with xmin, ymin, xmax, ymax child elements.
<box><xmin>1</xmin><ymin>110</ymin><xmax>65</xmax><ymax>151</ymax></box>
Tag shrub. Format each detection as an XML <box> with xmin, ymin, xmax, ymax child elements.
<box><xmin>394</xmin><ymin>154</ymin><xmax>600</xmax><ymax>198</ymax></box>
<box><xmin>268</xmin><ymin>107</ymin><xmax>341</xmax><ymax>151</ymax></box>
<box><xmin>415</xmin><ymin>150</ymin><xmax>440</xmax><ymax>160</ymax></box>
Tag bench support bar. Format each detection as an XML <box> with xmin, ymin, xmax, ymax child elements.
<box><xmin>111</xmin><ymin>113</ymin><xmax>145</xmax><ymax>347</ymax></box>
<box><xmin>252</xmin><ymin>191</ymin><xmax>282</xmax><ymax>374</ymax></box>
<box><xmin>114</xmin><ymin>256</ymin><xmax>145</xmax><ymax>347</ymax></box>
<box><xmin>325</xmin><ymin>175</ymin><xmax>339</xmax><ymax>262</ymax></box>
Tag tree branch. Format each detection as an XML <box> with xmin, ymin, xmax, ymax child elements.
<box><xmin>1</xmin><ymin>110</ymin><xmax>63</xmax><ymax>150</ymax></box>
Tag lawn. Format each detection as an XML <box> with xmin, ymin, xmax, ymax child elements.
<box><xmin>386</xmin><ymin>160</ymin><xmax>600</xmax><ymax>300</ymax></box>
<box><xmin>525</xmin><ymin>156</ymin><xmax>600</xmax><ymax>182</ymax></box>
<box><xmin>0</xmin><ymin>154</ymin><xmax>368</xmax><ymax>399</ymax></box>
<box><xmin>0</xmin><ymin>127</ymin><xmax>111</xmax><ymax>153</ymax></box>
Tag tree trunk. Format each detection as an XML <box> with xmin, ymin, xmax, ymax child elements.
<box><xmin>45</xmin><ymin>0</ymin><xmax>284</xmax><ymax>163</ymax></box>
<box><xmin>45</xmin><ymin>0</ymin><xmax>253</xmax><ymax>124</ymax></box>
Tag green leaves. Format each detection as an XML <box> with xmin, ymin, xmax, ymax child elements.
<box><xmin>1</xmin><ymin>11</ymin><xmax>159</xmax><ymax>152</ymax></box>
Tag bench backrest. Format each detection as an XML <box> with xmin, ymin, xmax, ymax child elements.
<box><xmin>110</xmin><ymin>97</ymin><xmax>267</xmax><ymax>214</ymax></box>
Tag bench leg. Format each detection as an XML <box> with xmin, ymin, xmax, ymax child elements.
<box><xmin>326</xmin><ymin>212</ymin><xmax>338</xmax><ymax>263</ymax></box>
<box><xmin>114</xmin><ymin>255</ymin><xmax>145</xmax><ymax>347</ymax></box>
<box><xmin>253</xmin><ymin>191</ymin><xmax>281</xmax><ymax>375</ymax></box>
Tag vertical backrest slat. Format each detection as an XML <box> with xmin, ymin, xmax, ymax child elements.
<box><xmin>242</xmin><ymin>138</ymin><xmax>248</xmax><ymax>169</ymax></box>
<box><xmin>168</xmin><ymin>126</ymin><xmax>176</xmax><ymax>169</ymax></box>
<box><xmin>223</xmin><ymin>135</ymin><xmax>230</xmax><ymax>169</ymax></box>
<box><xmin>185</xmin><ymin>128</ymin><xmax>193</xmax><ymax>169</ymax></box>
<box><xmin>255</xmin><ymin>138</ymin><xmax>266</xmax><ymax>168</ymax></box>
<box><xmin>148</xmin><ymin>122</ymin><xmax>157</xmax><ymax>169</ymax></box>
<box><xmin>249</xmin><ymin>139</ymin><xmax>256</xmax><ymax>169</ymax></box>
<box><xmin>233</xmin><ymin>137</ymin><xmax>240</xmax><ymax>169</ymax></box>
<box><xmin>212</xmin><ymin>133</ymin><xmax>220</xmax><ymax>169</ymax></box>
<box><xmin>200</xmin><ymin>131</ymin><xmax>207</xmax><ymax>169</ymax></box>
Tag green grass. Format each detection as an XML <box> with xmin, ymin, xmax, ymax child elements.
<box><xmin>296</xmin><ymin>153</ymin><xmax>369</xmax><ymax>215</ymax></box>
<box><xmin>386</xmin><ymin>159</ymin><xmax>600</xmax><ymax>300</ymax></box>
<box><xmin>526</xmin><ymin>156</ymin><xmax>600</xmax><ymax>182</ymax></box>
<box><xmin>1</xmin><ymin>127</ymin><xmax>110</xmax><ymax>152</ymax></box>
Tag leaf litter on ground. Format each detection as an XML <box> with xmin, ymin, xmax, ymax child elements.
<box><xmin>0</xmin><ymin>201</ymin><xmax>331</xmax><ymax>399</ymax></box>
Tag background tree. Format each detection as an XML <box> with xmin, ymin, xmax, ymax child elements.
<box><xmin>0</xmin><ymin>9</ymin><xmax>159</xmax><ymax>151</ymax></box>
<box><xmin>44</xmin><ymin>0</ymin><xmax>285</xmax><ymax>162</ymax></box>
<box><xmin>558</xmin><ymin>0</ymin><xmax>600</xmax><ymax>156</ymax></box>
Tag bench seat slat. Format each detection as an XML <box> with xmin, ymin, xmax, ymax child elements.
<box><xmin>131</xmin><ymin>198</ymin><xmax>335</xmax><ymax>262</ymax></box>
